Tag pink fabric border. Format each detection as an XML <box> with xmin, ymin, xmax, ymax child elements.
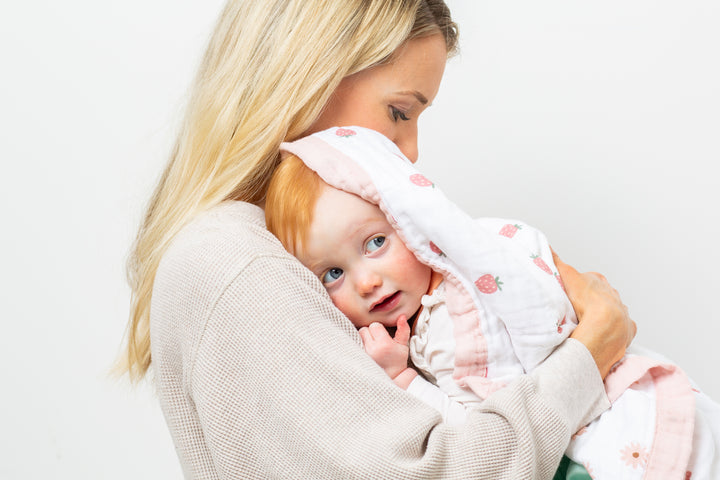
<box><xmin>605</xmin><ymin>356</ymin><xmax>695</xmax><ymax>479</ymax></box>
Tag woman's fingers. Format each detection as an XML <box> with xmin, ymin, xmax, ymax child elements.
<box><xmin>553</xmin><ymin>248</ymin><xmax>637</xmax><ymax>378</ymax></box>
<box><xmin>552</xmin><ymin>249</ymin><xmax>587</xmax><ymax>315</ymax></box>
<box><xmin>552</xmin><ymin>248</ymin><xmax>580</xmax><ymax>285</ymax></box>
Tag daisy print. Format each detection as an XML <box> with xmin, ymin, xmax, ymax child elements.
<box><xmin>620</xmin><ymin>442</ymin><xmax>649</xmax><ymax>470</ymax></box>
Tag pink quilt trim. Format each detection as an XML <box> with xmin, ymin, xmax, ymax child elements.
<box><xmin>605</xmin><ymin>356</ymin><xmax>695</xmax><ymax>479</ymax></box>
<box><xmin>444</xmin><ymin>280</ymin><xmax>487</xmax><ymax>378</ymax></box>
<box><xmin>282</xmin><ymin>136</ymin><xmax>381</xmax><ymax>205</ymax></box>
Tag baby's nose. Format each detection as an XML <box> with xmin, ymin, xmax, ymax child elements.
<box><xmin>356</xmin><ymin>271</ymin><xmax>382</xmax><ymax>295</ymax></box>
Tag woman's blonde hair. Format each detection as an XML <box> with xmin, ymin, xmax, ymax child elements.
<box><xmin>119</xmin><ymin>0</ymin><xmax>458</xmax><ymax>380</ymax></box>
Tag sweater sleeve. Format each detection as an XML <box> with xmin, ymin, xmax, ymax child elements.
<box><xmin>186</xmin><ymin>251</ymin><xmax>609</xmax><ymax>480</ymax></box>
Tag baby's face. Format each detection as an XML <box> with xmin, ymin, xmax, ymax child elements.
<box><xmin>297</xmin><ymin>185</ymin><xmax>432</xmax><ymax>329</ymax></box>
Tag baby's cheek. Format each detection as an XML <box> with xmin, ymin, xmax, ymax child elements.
<box><xmin>397</xmin><ymin>252</ymin><xmax>433</xmax><ymax>293</ymax></box>
<box><xmin>330</xmin><ymin>291</ymin><xmax>363</xmax><ymax>328</ymax></box>
<box><xmin>396</xmin><ymin>248</ymin><xmax>431</xmax><ymax>276</ymax></box>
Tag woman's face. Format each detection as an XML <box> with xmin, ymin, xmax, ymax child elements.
<box><xmin>306</xmin><ymin>34</ymin><xmax>447</xmax><ymax>163</ymax></box>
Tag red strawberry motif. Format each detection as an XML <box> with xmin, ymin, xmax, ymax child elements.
<box><xmin>554</xmin><ymin>273</ymin><xmax>565</xmax><ymax>292</ymax></box>
<box><xmin>335</xmin><ymin>128</ymin><xmax>356</xmax><ymax>137</ymax></box>
<box><xmin>499</xmin><ymin>224</ymin><xmax>522</xmax><ymax>238</ymax></box>
<box><xmin>475</xmin><ymin>274</ymin><xmax>502</xmax><ymax>294</ymax></box>
<box><xmin>429</xmin><ymin>241</ymin><xmax>445</xmax><ymax>257</ymax></box>
<box><xmin>409</xmin><ymin>173</ymin><xmax>434</xmax><ymax>187</ymax></box>
<box><xmin>686</xmin><ymin>471</ymin><xmax>692</xmax><ymax>480</ymax></box>
<box><xmin>557</xmin><ymin>316</ymin><xmax>567</xmax><ymax>333</ymax></box>
<box><xmin>531</xmin><ymin>254</ymin><xmax>553</xmax><ymax>275</ymax></box>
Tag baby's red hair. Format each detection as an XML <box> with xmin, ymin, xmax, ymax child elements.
<box><xmin>265</xmin><ymin>154</ymin><xmax>325</xmax><ymax>255</ymax></box>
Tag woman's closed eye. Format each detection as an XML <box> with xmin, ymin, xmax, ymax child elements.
<box><xmin>390</xmin><ymin>106</ymin><xmax>410</xmax><ymax>122</ymax></box>
<box><xmin>322</xmin><ymin>267</ymin><xmax>344</xmax><ymax>285</ymax></box>
<box><xmin>365</xmin><ymin>235</ymin><xmax>386</xmax><ymax>253</ymax></box>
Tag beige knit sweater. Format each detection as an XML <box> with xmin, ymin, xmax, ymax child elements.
<box><xmin>150</xmin><ymin>201</ymin><xmax>609</xmax><ymax>479</ymax></box>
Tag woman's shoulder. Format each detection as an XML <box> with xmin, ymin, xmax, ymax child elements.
<box><xmin>164</xmin><ymin>201</ymin><xmax>282</xmax><ymax>268</ymax></box>
<box><xmin>153</xmin><ymin>201</ymin><xmax>292</xmax><ymax>307</ymax></box>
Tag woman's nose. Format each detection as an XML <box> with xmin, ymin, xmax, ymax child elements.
<box><xmin>356</xmin><ymin>270</ymin><xmax>382</xmax><ymax>296</ymax></box>
<box><xmin>396</xmin><ymin>129</ymin><xmax>418</xmax><ymax>163</ymax></box>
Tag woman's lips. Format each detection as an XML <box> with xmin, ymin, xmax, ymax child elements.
<box><xmin>370</xmin><ymin>292</ymin><xmax>401</xmax><ymax>313</ymax></box>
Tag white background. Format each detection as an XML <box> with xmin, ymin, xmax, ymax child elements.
<box><xmin>1</xmin><ymin>1</ymin><xmax>717</xmax><ymax>478</ymax></box>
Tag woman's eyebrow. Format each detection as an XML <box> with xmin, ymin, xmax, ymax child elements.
<box><xmin>396</xmin><ymin>90</ymin><xmax>428</xmax><ymax>105</ymax></box>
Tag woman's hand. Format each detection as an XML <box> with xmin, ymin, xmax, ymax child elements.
<box><xmin>553</xmin><ymin>250</ymin><xmax>637</xmax><ymax>379</ymax></box>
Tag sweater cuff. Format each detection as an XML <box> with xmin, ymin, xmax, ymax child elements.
<box><xmin>530</xmin><ymin>338</ymin><xmax>610</xmax><ymax>432</ymax></box>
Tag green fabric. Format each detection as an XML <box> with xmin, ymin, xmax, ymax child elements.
<box><xmin>553</xmin><ymin>456</ymin><xmax>592</xmax><ymax>480</ymax></box>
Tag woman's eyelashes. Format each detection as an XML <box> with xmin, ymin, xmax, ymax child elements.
<box><xmin>390</xmin><ymin>106</ymin><xmax>410</xmax><ymax>122</ymax></box>
<box><xmin>322</xmin><ymin>267</ymin><xmax>343</xmax><ymax>285</ymax></box>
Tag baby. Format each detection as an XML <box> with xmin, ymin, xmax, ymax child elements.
<box><xmin>266</xmin><ymin>126</ymin><xmax>719</xmax><ymax>479</ymax></box>
<box><xmin>266</xmin><ymin>153</ymin><xmax>437</xmax><ymax>390</ymax></box>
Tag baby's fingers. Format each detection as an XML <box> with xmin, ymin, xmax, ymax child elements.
<box><xmin>394</xmin><ymin>316</ymin><xmax>410</xmax><ymax>346</ymax></box>
<box><xmin>368</xmin><ymin>322</ymin><xmax>391</xmax><ymax>341</ymax></box>
<box><xmin>358</xmin><ymin>326</ymin><xmax>372</xmax><ymax>346</ymax></box>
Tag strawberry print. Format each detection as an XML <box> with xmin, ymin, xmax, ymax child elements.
<box><xmin>475</xmin><ymin>274</ymin><xmax>502</xmax><ymax>294</ymax></box>
<box><xmin>499</xmin><ymin>224</ymin><xmax>522</xmax><ymax>238</ymax></box>
<box><xmin>335</xmin><ymin>128</ymin><xmax>356</xmax><ymax>137</ymax></box>
<box><xmin>554</xmin><ymin>272</ymin><xmax>565</xmax><ymax>292</ymax></box>
<box><xmin>556</xmin><ymin>316</ymin><xmax>567</xmax><ymax>334</ymax></box>
<box><xmin>429</xmin><ymin>241</ymin><xmax>445</xmax><ymax>257</ymax></box>
<box><xmin>531</xmin><ymin>254</ymin><xmax>553</xmax><ymax>275</ymax></box>
<box><xmin>409</xmin><ymin>173</ymin><xmax>434</xmax><ymax>188</ymax></box>
<box><xmin>686</xmin><ymin>471</ymin><xmax>693</xmax><ymax>480</ymax></box>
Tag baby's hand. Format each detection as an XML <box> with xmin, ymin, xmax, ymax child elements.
<box><xmin>359</xmin><ymin>316</ymin><xmax>413</xmax><ymax>384</ymax></box>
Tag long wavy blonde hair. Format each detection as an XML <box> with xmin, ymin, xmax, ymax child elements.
<box><xmin>119</xmin><ymin>0</ymin><xmax>458</xmax><ymax>381</ymax></box>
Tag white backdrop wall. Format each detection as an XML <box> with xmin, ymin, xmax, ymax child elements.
<box><xmin>1</xmin><ymin>1</ymin><xmax>717</xmax><ymax>478</ymax></box>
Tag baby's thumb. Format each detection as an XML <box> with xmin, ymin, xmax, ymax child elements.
<box><xmin>394</xmin><ymin>316</ymin><xmax>410</xmax><ymax>345</ymax></box>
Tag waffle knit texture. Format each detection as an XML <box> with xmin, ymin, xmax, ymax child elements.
<box><xmin>150</xmin><ymin>201</ymin><xmax>609</xmax><ymax>479</ymax></box>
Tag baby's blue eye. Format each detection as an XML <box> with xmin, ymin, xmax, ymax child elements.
<box><xmin>366</xmin><ymin>236</ymin><xmax>386</xmax><ymax>253</ymax></box>
<box><xmin>322</xmin><ymin>267</ymin><xmax>343</xmax><ymax>284</ymax></box>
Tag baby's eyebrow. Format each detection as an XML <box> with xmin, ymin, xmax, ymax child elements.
<box><xmin>307</xmin><ymin>261</ymin><xmax>327</xmax><ymax>275</ymax></box>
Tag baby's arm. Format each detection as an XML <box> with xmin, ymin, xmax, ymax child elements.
<box><xmin>360</xmin><ymin>316</ymin><xmax>471</xmax><ymax>425</ymax></box>
<box><xmin>406</xmin><ymin>375</ymin><xmax>470</xmax><ymax>426</ymax></box>
<box><xmin>358</xmin><ymin>316</ymin><xmax>417</xmax><ymax>388</ymax></box>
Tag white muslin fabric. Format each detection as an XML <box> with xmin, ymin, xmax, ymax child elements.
<box><xmin>281</xmin><ymin>126</ymin><xmax>719</xmax><ymax>480</ymax></box>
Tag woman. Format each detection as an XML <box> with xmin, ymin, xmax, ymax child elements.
<box><xmin>119</xmin><ymin>1</ymin><xmax>636</xmax><ymax>478</ymax></box>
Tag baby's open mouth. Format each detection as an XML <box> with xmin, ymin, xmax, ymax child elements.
<box><xmin>371</xmin><ymin>292</ymin><xmax>401</xmax><ymax>312</ymax></box>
